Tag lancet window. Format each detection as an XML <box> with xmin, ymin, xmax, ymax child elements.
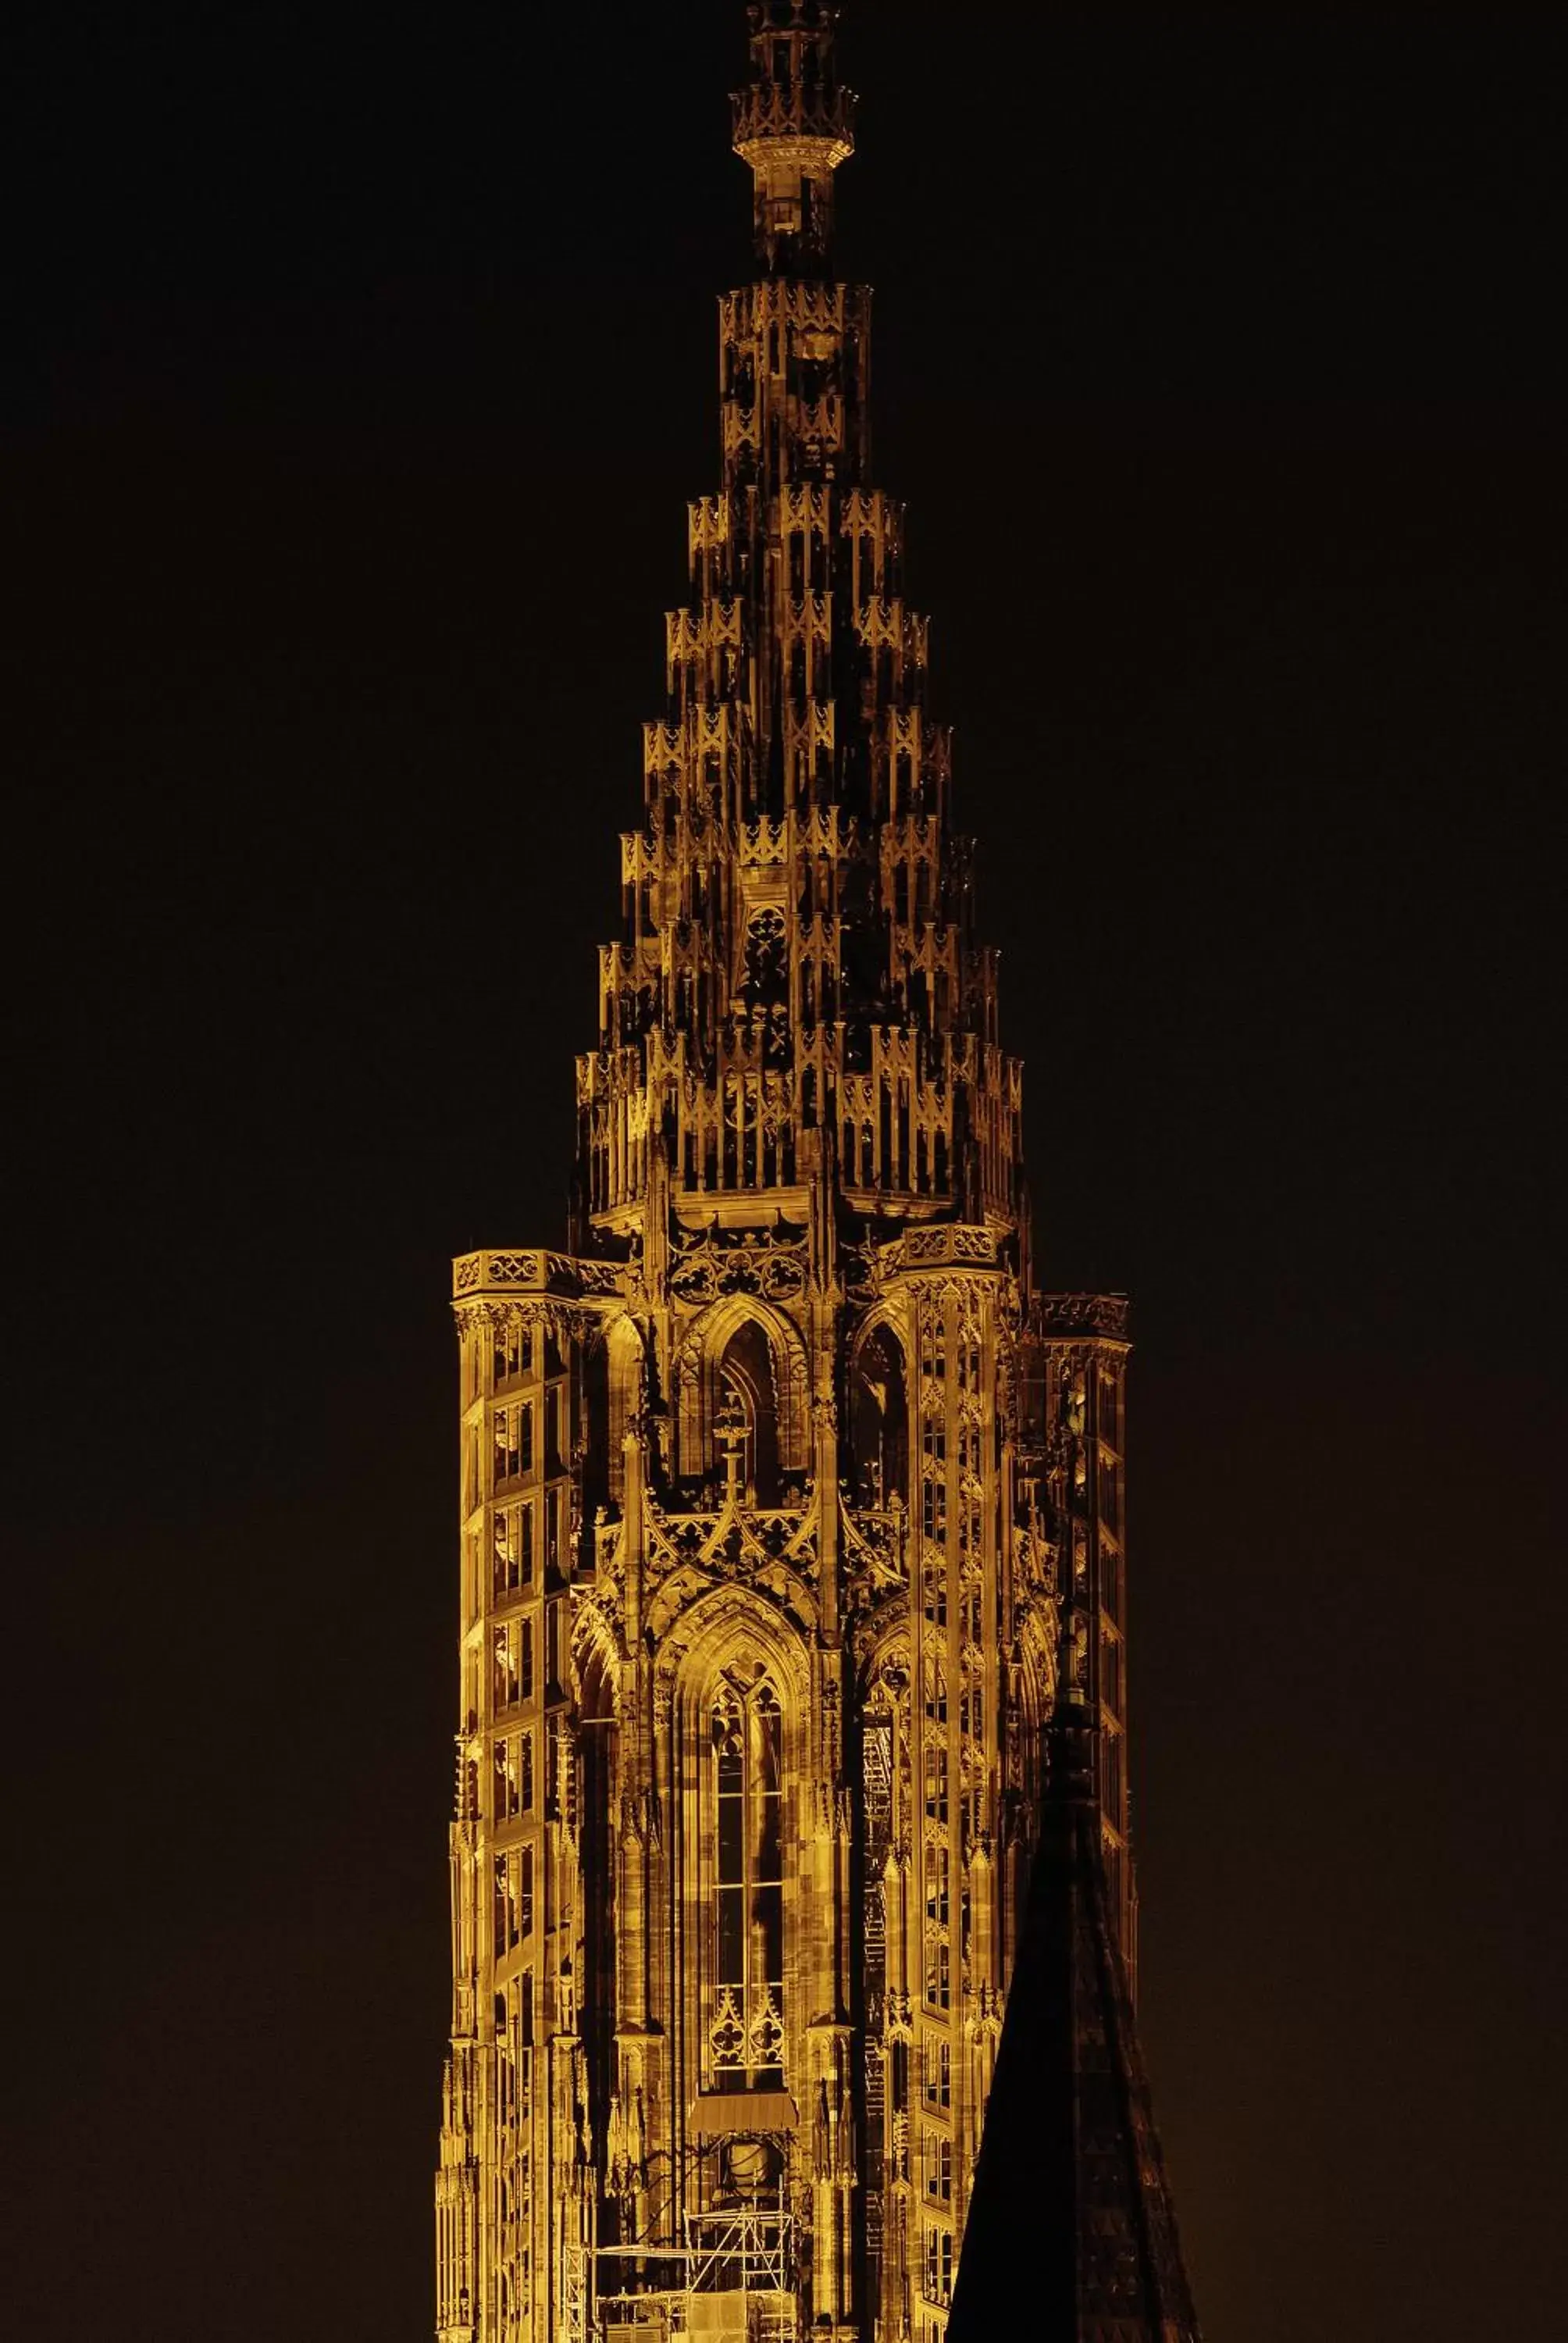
<box><xmin>716</xmin><ymin>1320</ymin><xmax>782</xmax><ymax>1503</ymax></box>
<box><xmin>851</xmin><ymin>1324</ymin><xmax>908</xmax><ymax>1509</ymax></box>
<box><xmin>706</xmin><ymin>1674</ymin><xmax>786</xmax><ymax>2088</ymax></box>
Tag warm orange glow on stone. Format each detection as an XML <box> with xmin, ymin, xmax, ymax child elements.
<box><xmin>433</xmin><ymin>9</ymin><xmax>1175</xmax><ymax>2340</ymax></box>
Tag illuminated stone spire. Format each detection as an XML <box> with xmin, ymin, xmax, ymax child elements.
<box><xmin>732</xmin><ymin>0</ymin><xmax>857</xmax><ymax>276</ymax></box>
<box><xmin>437</xmin><ymin>12</ymin><xmax>1177</xmax><ymax>2341</ymax></box>
<box><xmin>576</xmin><ymin>0</ymin><xmax>1026</xmax><ymax>1261</ymax></box>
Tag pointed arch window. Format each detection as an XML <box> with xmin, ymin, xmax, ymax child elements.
<box><xmin>851</xmin><ymin>1324</ymin><xmax>907</xmax><ymax>1510</ymax></box>
<box><xmin>707</xmin><ymin>1674</ymin><xmax>786</xmax><ymax>2087</ymax></box>
<box><xmin>717</xmin><ymin>1320</ymin><xmax>782</xmax><ymax>1503</ymax></box>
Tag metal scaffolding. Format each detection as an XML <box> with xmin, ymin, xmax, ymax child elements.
<box><xmin>594</xmin><ymin>2194</ymin><xmax>796</xmax><ymax>2341</ymax></box>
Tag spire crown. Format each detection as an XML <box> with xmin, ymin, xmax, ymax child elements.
<box><xmin>732</xmin><ymin>0</ymin><xmax>857</xmax><ymax>274</ymax></box>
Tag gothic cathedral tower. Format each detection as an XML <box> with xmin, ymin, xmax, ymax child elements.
<box><xmin>435</xmin><ymin>9</ymin><xmax>1152</xmax><ymax>2341</ymax></box>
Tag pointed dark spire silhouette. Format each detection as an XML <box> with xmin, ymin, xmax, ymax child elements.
<box><xmin>949</xmin><ymin>1646</ymin><xmax>1203</xmax><ymax>2339</ymax></box>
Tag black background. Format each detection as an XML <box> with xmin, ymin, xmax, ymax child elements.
<box><xmin>5</xmin><ymin>5</ymin><xmax>1566</xmax><ymax>2337</ymax></box>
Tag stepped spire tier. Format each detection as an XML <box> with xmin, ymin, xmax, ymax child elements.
<box><xmin>433</xmin><ymin>10</ymin><xmax>1200</xmax><ymax>2343</ymax></box>
<box><xmin>578</xmin><ymin>0</ymin><xmax>1020</xmax><ymax>1264</ymax></box>
<box><xmin>733</xmin><ymin>2</ymin><xmax>857</xmax><ymax>275</ymax></box>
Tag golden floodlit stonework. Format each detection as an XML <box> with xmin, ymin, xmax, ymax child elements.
<box><xmin>434</xmin><ymin>9</ymin><xmax>1149</xmax><ymax>2339</ymax></box>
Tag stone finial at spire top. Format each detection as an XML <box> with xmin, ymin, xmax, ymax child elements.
<box><xmin>732</xmin><ymin>0</ymin><xmax>857</xmax><ymax>276</ymax></box>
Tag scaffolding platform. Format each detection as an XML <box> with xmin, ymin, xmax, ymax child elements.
<box><xmin>596</xmin><ymin>2199</ymin><xmax>796</xmax><ymax>2342</ymax></box>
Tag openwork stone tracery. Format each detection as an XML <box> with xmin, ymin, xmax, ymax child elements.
<box><xmin>435</xmin><ymin>11</ymin><xmax>1135</xmax><ymax>2341</ymax></box>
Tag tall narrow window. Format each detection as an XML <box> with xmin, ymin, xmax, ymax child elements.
<box><xmin>494</xmin><ymin>1854</ymin><xmax>511</xmax><ymax>1956</ymax></box>
<box><xmin>494</xmin><ymin>1409</ymin><xmax>519</xmax><ymax>1483</ymax></box>
<box><xmin>925</xmin><ymin>1838</ymin><xmax>949</xmax><ymax>1926</ymax></box>
<box><xmin>493</xmin><ymin>1503</ymin><xmax>535</xmax><ymax>1598</ymax></box>
<box><xmin>494</xmin><ymin>1738</ymin><xmax>519</xmax><ymax>1822</ymax></box>
<box><xmin>924</xmin><ymin>1744</ymin><xmax>948</xmax><ymax>1824</ymax></box>
<box><xmin>707</xmin><ymin>1676</ymin><xmax>786</xmax><ymax>2086</ymax></box>
<box><xmin>925</xmin><ymin>2227</ymin><xmax>955</xmax><ymax>2306</ymax></box>
<box><xmin>717</xmin><ymin>1322</ymin><xmax>782</xmax><ymax>1503</ymax></box>
<box><xmin>852</xmin><ymin>1325</ymin><xmax>907</xmax><ymax>1509</ymax></box>
<box><xmin>924</xmin><ymin>2130</ymin><xmax>952</xmax><ymax>2202</ymax></box>
<box><xmin>493</xmin><ymin>1624</ymin><xmax>518</xmax><ymax>1711</ymax></box>
<box><xmin>923</xmin><ymin>2038</ymin><xmax>951</xmax><ymax>2109</ymax></box>
<box><xmin>1103</xmin><ymin>1728</ymin><xmax>1124</xmax><ymax>1818</ymax></box>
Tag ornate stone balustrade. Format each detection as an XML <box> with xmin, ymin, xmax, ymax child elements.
<box><xmin>451</xmin><ymin>1250</ymin><xmax>625</xmax><ymax>1303</ymax></box>
<box><xmin>1035</xmin><ymin>1292</ymin><xmax>1131</xmax><ymax>1341</ymax></box>
<box><xmin>731</xmin><ymin>82</ymin><xmax>856</xmax><ymax>158</ymax></box>
<box><xmin>879</xmin><ymin>1224</ymin><xmax>1003</xmax><ymax>1278</ymax></box>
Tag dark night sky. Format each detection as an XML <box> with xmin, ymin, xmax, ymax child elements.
<box><xmin>5</xmin><ymin>5</ymin><xmax>1566</xmax><ymax>2337</ymax></box>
